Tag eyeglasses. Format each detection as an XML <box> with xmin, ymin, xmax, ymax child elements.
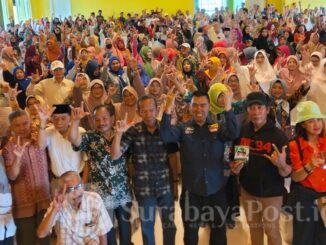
<box><xmin>65</xmin><ymin>183</ymin><xmax>84</xmax><ymax>193</ymax></box>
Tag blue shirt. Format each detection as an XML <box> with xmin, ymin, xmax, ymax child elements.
<box><xmin>160</xmin><ymin>110</ymin><xmax>239</xmax><ymax>196</ymax></box>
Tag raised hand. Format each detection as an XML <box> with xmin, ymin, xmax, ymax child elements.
<box><xmin>13</xmin><ymin>136</ymin><xmax>29</xmax><ymax>160</ymax></box>
<box><xmin>8</xmin><ymin>84</ymin><xmax>22</xmax><ymax>100</ymax></box>
<box><xmin>115</xmin><ymin>113</ymin><xmax>131</xmax><ymax>134</ymax></box>
<box><xmin>223</xmin><ymin>85</ymin><xmax>234</xmax><ymax>111</ymax></box>
<box><xmin>35</xmin><ymin>100</ymin><xmax>56</xmax><ymax>123</ymax></box>
<box><xmin>165</xmin><ymin>86</ymin><xmax>176</xmax><ymax>113</ymax></box>
<box><xmin>264</xmin><ymin>144</ymin><xmax>287</xmax><ymax>168</ymax></box>
<box><xmin>53</xmin><ymin>184</ymin><xmax>67</xmax><ymax>212</ymax></box>
<box><xmin>70</xmin><ymin>102</ymin><xmax>90</xmax><ymax>121</ymax></box>
<box><xmin>247</xmin><ymin>81</ymin><xmax>261</xmax><ymax>92</ymax></box>
<box><xmin>248</xmin><ymin>65</ymin><xmax>257</xmax><ymax>78</ymax></box>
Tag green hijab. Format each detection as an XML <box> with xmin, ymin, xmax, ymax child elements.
<box><xmin>208</xmin><ymin>83</ymin><xmax>228</xmax><ymax>115</ymax></box>
<box><xmin>139</xmin><ymin>46</ymin><xmax>154</xmax><ymax>78</ymax></box>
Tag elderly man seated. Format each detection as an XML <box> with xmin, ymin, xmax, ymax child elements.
<box><xmin>37</xmin><ymin>171</ymin><xmax>112</xmax><ymax>245</ymax></box>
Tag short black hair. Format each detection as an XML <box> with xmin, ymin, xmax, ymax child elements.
<box><xmin>92</xmin><ymin>103</ymin><xmax>115</xmax><ymax>117</ymax></box>
<box><xmin>191</xmin><ymin>91</ymin><xmax>209</xmax><ymax>102</ymax></box>
<box><xmin>137</xmin><ymin>95</ymin><xmax>157</xmax><ymax>111</ymax></box>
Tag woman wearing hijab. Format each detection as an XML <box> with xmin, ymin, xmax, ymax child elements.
<box><xmin>45</xmin><ymin>36</ymin><xmax>63</xmax><ymax>62</ymax></box>
<box><xmin>87</xmin><ymin>35</ymin><xmax>104</xmax><ymax>65</ymax></box>
<box><xmin>273</xmin><ymin>45</ymin><xmax>291</xmax><ymax>70</ymax></box>
<box><xmin>304</xmin><ymin>32</ymin><xmax>325</xmax><ymax>57</ymax></box>
<box><xmin>234</xmin><ymin>50</ymin><xmax>276</xmax><ymax>94</ymax></box>
<box><xmin>112</xmin><ymin>36</ymin><xmax>131</xmax><ymax>66</ymax></box>
<box><xmin>268</xmin><ymin>79</ymin><xmax>310</xmax><ymax>138</ymax></box>
<box><xmin>242</xmin><ymin>25</ymin><xmax>254</xmax><ymax>44</ymax></box>
<box><xmin>7</xmin><ymin>67</ymin><xmax>31</xmax><ymax>109</ymax></box>
<box><xmin>1</xmin><ymin>47</ymin><xmax>20</xmax><ymax>81</ymax></box>
<box><xmin>301</xmin><ymin>52</ymin><xmax>323</xmax><ymax>80</ymax></box>
<box><xmin>102</xmin><ymin>56</ymin><xmax>130</xmax><ymax>103</ymax></box>
<box><xmin>114</xmin><ymin>86</ymin><xmax>141</xmax><ymax>125</ymax></box>
<box><xmin>204</xmin><ymin>56</ymin><xmax>224</xmax><ymax>87</ymax></box>
<box><xmin>279</xmin><ymin>55</ymin><xmax>310</xmax><ymax>97</ymax></box>
<box><xmin>139</xmin><ymin>46</ymin><xmax>154</xmax><ymax>78</ymax></box>
<box><xmin>25</xmin><ymin>45</ymin><xmax>42</xmax><ymax>76</ymax></box>
<box><xmin>136</xmin><ymin>63</ymin><xmax>150</xmax><ymax>87</ymax></box>
<box><xmin>85</xmin><ymin>59</ymin><xmax>101</xmax><ymax>81</ymax></box>
<box><xmin>74</xmin><ymin>79</ymin><xmax>108</xmax><ymax>130</ymax></box>
<box><xmin>253</xmin><ymin>27</ymin><xmax>274</xmax><ymax>56</ymax></box>
<box><xmin>307</xmin><ymin>58</ymin><xmax>326</xmax><ymax>116</ymax></box>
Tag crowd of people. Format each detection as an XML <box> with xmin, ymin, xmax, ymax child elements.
<box><xmin>0</xmin><ymin>2</ymin><xmax>326</xmax><ymax>245</ymax></box>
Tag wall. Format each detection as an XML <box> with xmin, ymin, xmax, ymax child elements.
<box><xmin>30</xmin><ymin>0</ymin><xmax>50</xmax><ymax>19</ymax></box>
<box><xmin>70</xmin><ymin>0</ymin><xmax>194</xmax><ymax>17</ymax></box>
<box><xmin>267</xmin><ymin>0</ymin><xmax>284</xmax><ymax>12</ymax></box>
<box><xmin>285</xmin><ymin>0</ymin><xmax>325</xmax><ymax>9</ymax></box>
<box><xmin>6</xmin><ymin>0</ymin><xmax>13</xmax><ymax>18</ymax></box>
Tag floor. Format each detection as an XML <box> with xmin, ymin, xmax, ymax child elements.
<box><xmin>130</xmin><ymin>183</ymin><xmax>293</xmax><ymax>245</ymax></box>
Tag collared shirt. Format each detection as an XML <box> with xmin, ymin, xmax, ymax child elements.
<box><xmin>32</xmin><ymin>77</ymin><xmax>74</xmax><ymax>106</ymax></box>
<box><xmin>0</xmin><ymin>158</ymin><xmax>16</xmax><ymax>240</ymax></box>
<box><xmin>120</xmin><ymin>121</ymin><xmax>172</xmax><ymax>197</ymax></box>
<box><xmin>3</xmin><ymin>140</ymin><xmax>51</xmax><ymax>218</ymax></box>
<box><xmin>46</xmin><ymin>191</ymin><xmax>112</xmax><ymax>245</ymax></box>
<box><xmin>160</xmin><ymin>111</ymin><xmax>239</xmax><ymax>196</ymax></box>
<box><xmin>290</xmin><ymin>135</ymin><xmax>326</xmax><ymax>192</ymax></box>
<box><xmin>45</xmin><ymin>126</ymin><xmax>86</xmax><ymax>177</ymax></box>
<box><xmin>73</xmin><ymin>130</ymin><xmax>131</xmax><ymax>209</ymax></box>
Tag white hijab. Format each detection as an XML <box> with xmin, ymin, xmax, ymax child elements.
<box><xmin>253</xmin><ymin>50</ymin><xmax>277</xmax><ymax>93</ymax></box>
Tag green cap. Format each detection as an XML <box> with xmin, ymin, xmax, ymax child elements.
<box><xmin>296</xmin><ymin>101</ymin><xmax>325</xmax><ymax>124</ymax></box>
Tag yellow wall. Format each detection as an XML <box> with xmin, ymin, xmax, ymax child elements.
<box><xmin>267</xmin><ymin>0</ymin><xmax>284</xmax><ymax>12</ymax></box>
<box><xmin>70</xmin><ymin>0</ymin><xmax>194</xmax><ymax>17</ymax></box>
<box><xmin>6</xmin><ymin>0</ymin><xmax>13</xmax><ymax>18</ymax></box>
<box><xmin>285</xmin><ymin>0</ymin><xmax>325</xmax><ymax>9</ymax></box>
<box><xmin>30</xmin><ymin>0</ymin><xmax>51</xmax><ymax>19</ymax></box>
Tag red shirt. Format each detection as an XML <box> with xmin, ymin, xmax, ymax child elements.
<box><xmin>290</xmin><ymin>136</ymin><xmax>326</xmax><ymax>192</ymax></box>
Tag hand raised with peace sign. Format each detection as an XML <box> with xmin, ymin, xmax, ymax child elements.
<box><xmin>53</xmin><ymin>184</ymin><xmax>67</xmax><ymax>212</ymax></box>
<box><xmin>115</xmin><ymin>113</ymin><xmax>131</xmax><ymax>135</ymax></box>
<box><xmin>13</xmin><ymin>136</ymin><xmax>30</xmax><ymax>160</ymax></box>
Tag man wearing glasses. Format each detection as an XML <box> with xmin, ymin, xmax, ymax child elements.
<box><xmin>37</xmin><ymin>171</ymin><xmax>112</xmax><ymax>245</ymax></box>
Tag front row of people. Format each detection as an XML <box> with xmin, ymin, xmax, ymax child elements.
<box><xmin>1</xmin><ymin>91</ymin><xmax>326</xmax><ymax>245</ymax></box>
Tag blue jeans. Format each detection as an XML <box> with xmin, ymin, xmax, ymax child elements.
<box><xmin>136</xmin><ymin>192</ymin><xmax>176</xmax><ymax>245</ymax></box>
<box><xmin>107</xmin><ymin>202</ymin><xmax>132</xmax><ymax>245</ymax></box>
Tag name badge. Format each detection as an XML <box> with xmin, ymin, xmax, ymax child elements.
<box><xmin>185</xmin><ymin>127</ymin><xmax>194</xmax><ymax>134</ymax></box>
<box><xmin>208</xmin><ymin>123</ymin><xmax>219</xmax><ymax>133</ymax></box>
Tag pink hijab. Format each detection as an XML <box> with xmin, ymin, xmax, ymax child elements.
<box><xmin>279</xmin><ymin>55</ymin><xmax>306</xmax><ymax>96</ymax></box>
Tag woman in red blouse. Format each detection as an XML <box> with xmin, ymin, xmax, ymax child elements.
<box><xmin>289</xmin><ymin>101</ymin><xmax>326</xmax><ymax>245</ymax></box>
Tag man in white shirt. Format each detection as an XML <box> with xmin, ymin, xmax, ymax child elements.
<box><xmin>36</xmin><ymin>104</ymin><xmax>86</xmax><ymax>193</ymax></box>
<box><xmin>37</xmin><ymin>171</ymin><xmax>112</xmax><ymax>245</ymax></box>
<box><xmin>30</xmin><ymin>60</ymin><xmax>74</xmax><ymax>106</ymax></box>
